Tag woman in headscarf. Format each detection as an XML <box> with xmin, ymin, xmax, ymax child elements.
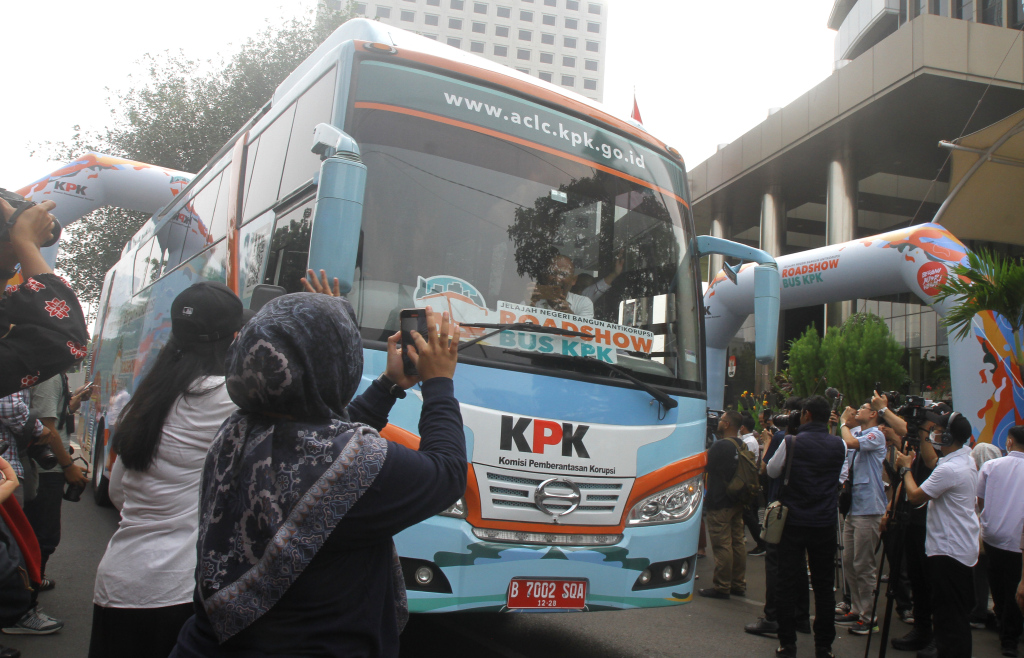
<box><xmin>171</xmin><ymin>292</ymin><xmax>465</xmax><ymax>658</ymax></box>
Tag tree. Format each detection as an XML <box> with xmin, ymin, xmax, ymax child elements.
<box><xmin>786</xmin><ymin>324</ymin><xmax>824</xmax><ymax>398</ymax></box>
<box><xmin>820</xmin><ymin>313</ymin><xmax>907</xmax><ymax>405</ymax></box>
<box><xmin>933</xmin><ymin>248</ymin><xmax>1024</xmax><ymax>370</ymax></box>
<box><xmin>38</xmin><ymin>5</ymin><xmax>356</xmax><ymax>315</ymax></box>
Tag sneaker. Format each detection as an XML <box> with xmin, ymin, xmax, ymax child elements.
<box><xmin>835</xmin><ymin>611</ymin><xmax>860</xmax><ymax>626</ymax></box>
<box><xmin>815</xmin><ymin>650</ymin><xmax>835</xmax><ymax>658</ymax></box>
<box><xmin>698</xmin><ymin>587</ymin><xmax>730</xmax><ymax>600</ymax></box>
<box><xmin>835</xmin><ymin>601</ymin><xmax>851</xmax><ymax>615</ymax></box>
<box><xmin>1001</xmin><ymin>644</ymin><xmax>1019</xmax><ymax>658</ymax></box>
<box><xmin>748</xmin><ymin>546</ymin><xmax>767</xmax><ymax>557</ymax></box>
<box><xmin>730</xmin><ymin>588</ymin><xmax>746</xmax><ymax>596</ymax></box>
<box><xmin>915</xmin><ymin>641</ymin><xmax>937</xmax><ymax>658</ymax></box>
<box><xmin>744</xmin><ymin>617</ymin><xmax>779</xmax><ymax>636</ymax></box>
<box><xmin>897</xmin><ymin>608</ymin><xmax>914</xmax><ymax>625</ymax></box>
<box><xmin>776</xmin><ymin>645</ymin><xmax>797</xmax><ymax>658</ymax></box>
<box><xmin>37</xmin><ymin>577</ymin><xmax>55</xmax><ymax>592</ymax></box>
<box><xmin>969</xmin><ymin>618</ymin><xmax>986</xmax><ymax>629</ymax></box>
<box><xmin>1</xmin><ymin>607</ymin><xmax>63</xmax><ymax>635</ymax></box>
<box><xmin>848</xmin><ymin>619</ymin><xmax>879</xmax><ymax>635</ymax></box>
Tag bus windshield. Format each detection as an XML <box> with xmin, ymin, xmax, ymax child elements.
<box><xmin>347</xmin><ymin>59</ymin><xmax>701</xmax><ymax>390</ymax></box>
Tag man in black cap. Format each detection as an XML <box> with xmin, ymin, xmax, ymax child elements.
<box><xmin>895</xmin><ymin>411</ymin><xmax>979</xmax><ymax>658</ymax></box>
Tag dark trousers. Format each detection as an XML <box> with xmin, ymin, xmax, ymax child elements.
<box><xmin>777</xmin><ymin>524</ymin><xmax>837</xmax><ymax>651</ymax></box>
<box><xmin>743</xmin><ymin>503</ymin><xmax>765</xmax><ymax>550</ymax></box>
<box><xmin>764</xmin><ymin>542</ymin><xmax>810</xmax><ymax>623</ymax></box>
<box><xmin>905</xmin><ymin>523</ymin><xmax>932</xmax><ymax>636</ymax></box>
<box><xmin>22</xmin><ymin>472</ymin><xmax>64</xmax><ymax>575</ymax></box>
<box><xmin>985</xmin><ymin>543</ymin><xmax>1023</xmax><ymax>649</ymax></box>
<box><xmin>970</xmin><ymin>550</ymin><xmax>990</xmax><ymax>622</ymax></box>
<box><xmin>928</xmin><ymin>555</ymin><xmax>974</xmax><ymax>658</ymax></box>
<box><xmin>89</xmin><ymin>603</ymin><xmax>195</xmax><ymax>658</ymax></box>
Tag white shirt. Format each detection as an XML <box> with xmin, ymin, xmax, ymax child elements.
<box><xmin>741</xmin><ymin>432</ymin><xmax>759</xmax><ymax>458</ymax></box>
<box><xmin>533</xmin><ymin>291</ymin><xmax>594</xmax><ymax>319</ymax></box>
<box><xmin>919</xmin><ymin>445</ymin><xmax>980</xmax><ymax>567</ymax></box>
<box><xmin>977</xmin><ymin>451</ymin><xmax>1024</xmax><ymax>553</ymax></box>
<box><xmin>93</xmin><ymin>377</ymin><xmax>237</xmax><ymax>608</ymax></box>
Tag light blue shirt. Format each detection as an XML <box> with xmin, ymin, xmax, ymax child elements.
<box><xmin>850</xmin><ymin>426</ymin><xmax>887</xmax><ymax>516</ymax></box>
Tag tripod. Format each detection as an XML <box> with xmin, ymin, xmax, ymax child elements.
<box><xmin>835</xmin><ymin>509</ymin><xmax>848</xmax><ymax>602</ymax></box>
<box><xmin>862</xmin><ymin>465</ymin><xmax>910</xmax><ymax>658</ymax></box>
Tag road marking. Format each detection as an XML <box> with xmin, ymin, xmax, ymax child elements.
<box><xmin>434</xmin><ymin>616</ymin><xmax>533</xmax><ymax>658</ymax></box>
<box><xmin>735</xmin><ymin>596</ymin><xmax>766</xmax><ymax>607</ymax></box>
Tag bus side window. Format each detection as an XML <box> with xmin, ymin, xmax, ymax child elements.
<box><xmin>132</xmin><ymin>236</ymin><xmax>157</xmax><ymax>295</ymax></box>
<box><xmin>279</xmin><ymin>67</ymin><xmax>338</xmax><ymax>197</ymax></box>
<box><xmin>209</xmin><ymin>162</ymin><xmax>233</xmax><ymax>243</ymax></box>
<box><xmin>242</xmin><ymin>104</ymin><xmax>297</xmax><ymax>224</ymax></box>
<box><xmin>263</xmin><ymin>197</ymin><xmax>315</xmax><ymax>293</ymax></box>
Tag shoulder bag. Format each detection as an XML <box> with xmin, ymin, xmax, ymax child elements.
<box><xmin>761</xmin><ymin>436</ymin><xmax>796</xmax><ymax>545</ymax></box>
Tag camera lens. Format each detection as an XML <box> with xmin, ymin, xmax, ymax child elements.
<box><xmin>41</xmin><ymin>218</ymin><xmax>62</xmax><ymax>248</ymax></box>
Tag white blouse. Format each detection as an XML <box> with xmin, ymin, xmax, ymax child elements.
<box><xmin>93</xmin><ymin>377</ymin><xmax>237</xmax><ymax>608</ymax></box>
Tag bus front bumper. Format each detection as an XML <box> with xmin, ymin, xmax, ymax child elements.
<box><xmin>394</xmin><ymin>515</ymin><xmax>700</xmax><ymax>613</ymax></box>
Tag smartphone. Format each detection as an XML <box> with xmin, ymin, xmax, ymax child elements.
<box><xmin>400</xmin><ymin>308</ymin><xmax>428</xmax><ymax>376</ymax></box>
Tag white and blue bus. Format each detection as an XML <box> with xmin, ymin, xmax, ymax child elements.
<box><xmin>83</xmin><ymin>18</ymin><xmax>779</xmax><ymax>613</ymax></box>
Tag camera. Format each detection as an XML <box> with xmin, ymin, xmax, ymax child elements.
<box><xmin>0</xmin><ymin>188</ymin><xmax>61</xmax><ymax>248</ymax></box>
<box><xmin>27</xmin><ymin>442</ymin><xmax>58</xmax><ymax>471</ymax></box>
<box><xmin>706</xmin><ymin>409</ymin><xmax>722</xmax><ymax>449</ymax></box>
<box><xmin>773</xmin><ymin>410</ymin><xmax>801</xmax><ymax>435</ymax></box>
<box><xmin>893</xmin><ymin>395</ymin><xmax>929</xmax><ymax>446</ymax></box>
<box><xmin>874</xmin><ymin>381</ymin><xmax>902</xmax><ymax>409</ymax></box>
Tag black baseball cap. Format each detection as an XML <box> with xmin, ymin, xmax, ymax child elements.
<box><xmin>171</xmin><ymin>281</ymin><xmax>253</xmax><ymax>344</ymax></box>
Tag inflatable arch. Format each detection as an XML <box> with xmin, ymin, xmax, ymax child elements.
<box><xmin>704</xmin><ymin>223</ymin><xmax>1021</xmax><ymax>449</ymax></box>
<box><xmin>11</xmin><ymin>152</ymin><xmax>198</xmax><ymax>275</ymax></box>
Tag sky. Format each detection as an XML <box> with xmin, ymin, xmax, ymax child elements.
<box><xmin>0</xmin><ymin>0</ymin><xmax>835</xmax><ymax>190</ymax></box>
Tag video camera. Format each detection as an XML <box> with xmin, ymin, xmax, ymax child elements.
<box><xmin>892</xmin><ymin>394</ymin><xmax>929</xmax><ymax>446</ymax></box>
<box><xmin>706</xmin><ymin>409</ymin><xmax>722</xmax><ymax>449</ymax></box>
<box><xmin>0</xmin><ymin>188</ymin><xmax>61</xmax><ymax>247</ymax></box>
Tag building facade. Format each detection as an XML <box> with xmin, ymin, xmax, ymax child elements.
<box><xmin>689</xmin><ymin>1</ymin><xmax>1024</xmax><ymax>406</ymax></box>
<box><xmin>329</xmin><ymin>0</ymin><xmax>607</xmax><ymax>101</ymax></box>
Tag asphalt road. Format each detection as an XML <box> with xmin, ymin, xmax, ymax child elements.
<box><xmin>4</xmin><ymin>494</ymin><xmax>1009</xmax><ymax>657</ymax></box>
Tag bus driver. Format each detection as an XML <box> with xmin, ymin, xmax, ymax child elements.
<box><xmin>528</xmin><ymin>254</ymin><xmax>594</xmax><ymax>319</ymax></box>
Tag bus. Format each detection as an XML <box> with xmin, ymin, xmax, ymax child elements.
<box><xmin>82</xmin><ymin>17</ymin><xmax>779</xmax><ymax>613</ymax></box>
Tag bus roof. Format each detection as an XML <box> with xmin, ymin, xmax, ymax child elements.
<box><xmin>273</xmin><ymin>18</ymin><xmax>679</xmax><ymax>162</ymax></box>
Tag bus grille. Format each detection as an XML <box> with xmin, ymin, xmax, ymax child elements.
<box><xmin>475</xmin><ymin>465</ymin><xmax>633</xmax><ymax>526</ymax></box>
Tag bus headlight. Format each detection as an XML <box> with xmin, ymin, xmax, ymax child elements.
<box><xmin>438</xmin><ymin>497</ymin><xmax>467</xmax><ymax>519</ymax></box>
<box><xmin>626</xmin><ymin>476</ymin><xmax>702</xmax><ymax>526</ymax></box>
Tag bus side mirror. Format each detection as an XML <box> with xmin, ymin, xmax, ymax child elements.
<box><xmin>753</xmin><ymin>264</ymin><xmax>780</xmax><ymax>365</ymax></box>
<box><xmin>307</xmin><ymin>124</ymin><xmax>367</xmax><ymax>295</ymax></box>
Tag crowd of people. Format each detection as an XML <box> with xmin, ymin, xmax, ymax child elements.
<box><xmin>0</xmin><ymin>196</ymin><xmax>467</xmax><ymax>657</ymax></box>
<box><xmin>701</xmin><ymin>389</ymin><xmax>1024</xmax><ymax>658</ymax></box>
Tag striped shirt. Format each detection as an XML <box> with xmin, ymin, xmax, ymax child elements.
<box><xmin>0</xmin><ymin>390</ymin><xmax>45</xmax><ymax>479</ymax></box>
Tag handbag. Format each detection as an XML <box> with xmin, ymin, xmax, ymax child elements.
<box><xmin>761</xmin><ymin>436</ymin><xmax>796</xmax><ymax>545</ymax></box>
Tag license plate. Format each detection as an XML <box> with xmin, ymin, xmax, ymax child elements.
<box><xmin>507</xmin><ymin>578</ymin><xmax>587</xmax><ymax>610</ymax></box>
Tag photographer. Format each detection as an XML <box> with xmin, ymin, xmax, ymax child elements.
<box><xmin>887</xmin><ymin>402</ymin><xmax>945</xmax><ymax>653</ymax></box>
<box><xmin>765</xmin><ymin>396</ymin><xmax>847</xmax><ymax>658</ymax></box>
<box><xmin>894</xmin><ymin>412</ymin><xmax>979</xmax><ymax>658</ymax></box>
<box><xmin>0</xmin><ymin>197</ymin><xmax>88</xmax><ymax>398</ymax></box>
<box><xmin>836</xmin><ymin>402</ymin><xmax>888</xmax><ymax>635</ymax></box>
<box><xmin>745</xmin><ymin>397</ymin><xmax>812</xmax><ymax>638</ymax></box>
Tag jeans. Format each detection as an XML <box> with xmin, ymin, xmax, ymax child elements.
<box><xmin>764</xmin><ymin>542</ymin><xmax>809</xmax><ymax>623</ymax></box>
<box><xmin>929</xmin><ymin>555</ymin><xmax>974</xmax><ymax>658</ymax></box>
<box><xmin>743</xmin><ymin>503</ymin><xmax>765</xmax><ymax>550</ymax></box>
<box><xmin>705</xmin><ymin>504</ymin><xmax>747</xmax><ymax>594</ymax></box>
<box><xmin>985</xmin><ymin>543</ymin><xmax>1023</xmax><ymax>649</ymax></box>
<box><xmin>22</xmin><ymin>471</ymin><xmax>64</xmax><ymax>575</ymax></box>
<box><xmin>777</xmin><ymin>523</ymin><xmax>837</xmax><ymax>651</ymax></box>
<box><xmin>842</xmin><ymin>513</ymin><xmax>882</xmax><ymax>618</ymax></box>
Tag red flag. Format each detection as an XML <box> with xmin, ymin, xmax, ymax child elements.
<box><xmin>631</xmin><ymin>94</ymin><xmax>643</xmax><ymax>124</ymax></box>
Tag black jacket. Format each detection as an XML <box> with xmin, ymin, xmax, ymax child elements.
<box><xmin>778</xmin><ymin>421</ymin><xmax>846</xmax><ymax>528</ymax></box>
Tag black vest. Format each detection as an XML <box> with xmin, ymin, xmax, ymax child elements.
<box><xmin>780</xmin><ymin>422</ymin><xmax>846</xmax><ymax>528</ymax></box>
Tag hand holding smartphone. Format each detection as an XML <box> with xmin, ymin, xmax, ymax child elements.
<box><xmin>400</xmin><ymin>308</ymin><xmax>429</xmax><ymax>376</ymax></box>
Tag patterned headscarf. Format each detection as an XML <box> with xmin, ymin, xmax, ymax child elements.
<box><xmin>195</xmin><ymin>293</ymin><xmax>406</xmax><ymax>643</ymax></box>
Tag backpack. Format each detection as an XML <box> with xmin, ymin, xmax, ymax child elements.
<box><xmin>725</xmin><ymin>437</ymin><xmax>761</xmax><ymax>505</ymax></box>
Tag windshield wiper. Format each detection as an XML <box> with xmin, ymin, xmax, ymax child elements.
<box><xmin>500</xmin><ymin>349</ymin><xmax>678</xmax><ymax>410</ymax></box>
<box><xmin>458</xmin><ymin>322</ymin><xmax>589</xmax><ymax>351</ymax></box>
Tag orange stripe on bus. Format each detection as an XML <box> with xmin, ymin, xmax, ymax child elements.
<box><xmin>353</xmin><ymin>101</ymin><xmax>689</xmax><ymax>208</ymax></box>
<box><xmin>380</xmin><ymin>424</ymin><xmax>421</xmax><ymax>450</ymax></box>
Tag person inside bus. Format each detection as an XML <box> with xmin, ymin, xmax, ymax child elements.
<box><xmin>0</xmin><ymin>198</ymin><xmax>88</xmax><ymax>398</ymax></box>
<box><xmin>89</xmin><ymin>281</ymin><xmax>252</xmax><ymax>658</ymax></box>
<box><xmin>170</xmin><ymin>298</ymin><xmax>466</xmax><ymax>658</ymax></box>
<box><xmin>528</xmin><ymin>253</ymin><xmax>594</xmax><ymax>318</ymax></box>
